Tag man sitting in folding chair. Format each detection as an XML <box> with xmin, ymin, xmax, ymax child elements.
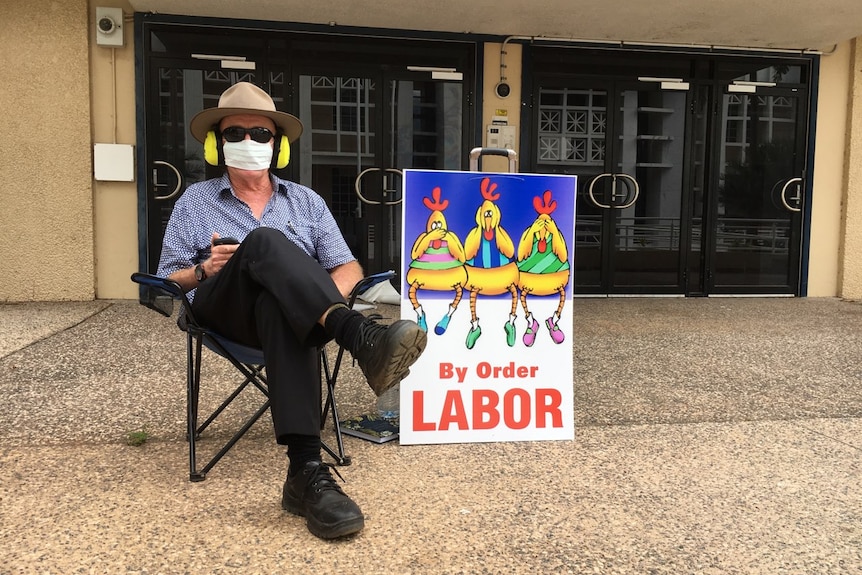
<box><xmin>156</xmin><ymin>82</ymin><xmax>427</xmax><ymax>540</ymax></box>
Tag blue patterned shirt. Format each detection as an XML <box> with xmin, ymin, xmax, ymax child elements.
<box><xmin>157</xmin><ymin>173</ymin><xmax>355</xmax><ymax>300</ymax></box>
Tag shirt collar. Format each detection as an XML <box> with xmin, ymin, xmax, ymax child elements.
<box><xmin>216</xmin><ymin>172</ymin><xmax>288</xmax><ymax>197</ymax></box>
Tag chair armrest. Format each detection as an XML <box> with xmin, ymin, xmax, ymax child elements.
<box><xmin>348</xmin><ymin>270</ymin><xmax>396</xmax><ymax>308</ymax></box>
<box><xmin>131</xmin><ymin>272</ymin><xmax>189</xmax><ymax>318</ymax></box>
<box><xmin>131</xmin><ymin>272</ymin><xmax>185</xmax><ymax>298</ymax></box>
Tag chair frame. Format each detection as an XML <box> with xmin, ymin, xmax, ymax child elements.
<box><xmin>132</xmin><ymin>270</ymin><xmax>395</xmax><ymax>482</ymax></box>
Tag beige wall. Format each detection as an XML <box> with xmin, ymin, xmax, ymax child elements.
<box><xmin>90</xmin><ymin>0</ymin><xmax>139</xmax><ymax>300</ymax></box>
<box><xmin>809</xmin><ymin>42</ymin><xmax>852</xmax><ymax>296</ymax></box>
<box><xmin>0</xmin><ymin>1</ymin><xmax>94</xmax><ymax>301</ymax></box>
<box><xmin>839</xmin><ymin>39</ymin><xmax>862</xmax><ymax>298</ymax></box>
<box><xmin>481</xmin><ymin>43</ymin><xmax>523</xmax><ymax>173</ymax></box>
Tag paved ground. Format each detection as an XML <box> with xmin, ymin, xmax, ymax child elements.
<box><xmin>1</xmin><ymin>297</ymin><xmax>860</xmax><ymax>574</ymax></box>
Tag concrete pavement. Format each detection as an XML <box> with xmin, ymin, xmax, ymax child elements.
<box><xmin>1</xmin><ymin>297</ymin><xmax>860</xmax><ymax>574</ymax></box>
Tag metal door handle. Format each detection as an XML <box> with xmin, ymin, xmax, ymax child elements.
<box><xmin>587</xmin><ymin>173</ymin><xmax>613</xmax><ymax>209</ymax></box>
<box><xmin>355</xmin><ymin>167</ymin><xmax>382</xmax><ymax>205</ymax></box>
<box><xmin>780</xmin><ymin>177</ymin><xmax>803</xmax><ymax>212</ymax></box>
<box><xmin>152</xmin><ymin>161</ymin><xmax>183</xmax><ymax>201</ymax></box>
<box><xmin>355</xmin><ymin>167</ymin><xmax>404</xmax><ymax>205</ymax></box>
<box><xmin>614</xmin><ymin>173</ymin><xmax>640</xmax><ymax>209</ymax></box>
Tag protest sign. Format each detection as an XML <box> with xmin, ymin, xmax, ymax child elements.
<box><xmin>399</xmin><ymin>169</ymin><xmax>577</xmax><ymax>445</ymax></box>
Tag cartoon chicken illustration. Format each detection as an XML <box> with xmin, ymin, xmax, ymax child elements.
<box><xmin>406</xmin><ymin>186</ymin><xmax>468</xmax><ymax>334</ymax></box>
<box><xmin>463</xmin><ymin>177</ymin><xmax>520</xmax><ymax>349</ymax></box>
<box><xmin>516</xmin><ymin>190</ymin><xmax>570</xmax><ymax>346</ymax></box>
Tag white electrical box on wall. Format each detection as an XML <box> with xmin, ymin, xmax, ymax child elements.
<box><xmin>486</xmin><ymin>124</ymin><xmax>516</xmax><ymax>150</ymax></box>
<box><xmin>96</xmin><ymin>6</ymin><xmax>124</xmax><ymax>47</ymax></box>
<box><xmin>94</xmin><ymin>143</ymin><xmax>135</xmax><ymax>181</ymax></box>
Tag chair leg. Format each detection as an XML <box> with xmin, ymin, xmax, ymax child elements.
<box><xmin>186</xmin><ymin>333</ymin><xmax>347</xmax><ymax>480</ymax></box>
<box><xmin>322</xmin><ymin>378</ymin><xmax>351</xmax><ymax>466</ymax></box>
<box><xmin>319</xmin><ymin>349</ymin><xmax>351</xmax><ymax>466</ymax></box>
<box><xmin>188</xmin><ymin>333</ymin><xmax>205</xmax><ymax>482</ymax></box>
<box><xmin>190</xmin><ymin>333</ymin><xmax>277</xmax><ymax>481</ymax></box>
<box><xmin>197</xmin><ymin>399</ymin><xmax>271</xmax><ymax>479</ymax></box>
<box><xmin>195</xmin><ymin>365</ymin><xmax>262</xmax><ymax>436</ymax></box>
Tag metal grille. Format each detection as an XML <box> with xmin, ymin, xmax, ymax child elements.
<box><xmin>538</xmin><ymin>88</ymin><xmax>606</xmax><ymax>166</ymax></box>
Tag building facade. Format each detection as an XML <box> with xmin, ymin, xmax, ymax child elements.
<box><xmin>2</xmin><ymin>1</ymin><xmax>862</xmax><ymax>301</ymax></box>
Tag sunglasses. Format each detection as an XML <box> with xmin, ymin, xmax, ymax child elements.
<box><xmin>221</xmin><ymin>126</ymin><xmax>275</xmax><ymax>143</ymax></box>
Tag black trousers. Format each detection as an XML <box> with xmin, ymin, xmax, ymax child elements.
<box><xmin>192</xmin><ymin>227</ymin><xmax>346</xmax><ymax>443</ymax></box>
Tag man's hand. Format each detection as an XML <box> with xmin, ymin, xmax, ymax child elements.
<box><xmin>205</xmin><ymin>233</ymin><xmax>239</xmax><ymax>277</ymax></box>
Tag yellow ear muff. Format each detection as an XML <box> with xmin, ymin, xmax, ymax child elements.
<box><xmin>204</xmin><ymin>130</ymin><xmax>220</xmax><ymax>166</ymax></box>
<box><xmin>275</xmin><ymin>135</ymin><xmax>290</xmax><ymax>169</ymax></box>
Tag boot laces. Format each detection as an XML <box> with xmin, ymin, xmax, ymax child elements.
<box><xmin>308</xmin><ymin>462</ymin><xmax>346</xmax><ymax>494</ymax></box>
<box><xmin>352</xmin><ymin>314</ymin><xmax>386</xmax><ymax>365</ymax></box>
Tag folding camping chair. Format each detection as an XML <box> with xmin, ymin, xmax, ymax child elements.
<box><xmin>131</xmin><ymin>269</ymin><xmax>395</xmax><ymax>482</ymax></box>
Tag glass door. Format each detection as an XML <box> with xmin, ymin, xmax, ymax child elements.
<box><xmin>143</xmin><ymin>62</ymin><xmax>259</xmax><ymax>273</ymax></box>
<box><xmin>610</xmin><ymin>84</ymin><xmax>689</xmax><ymax>291</ymax></box>
<box><xmin>295</xmin><ymin>73</ymin><xmax>378</xmax><ymax>270</ymax></box>
<box><xmin>295</xmin><ymin>71</ymin><xmax>464</xmax><ymax>273</ymax></box>
<box><xmin>535</xmin><ymin>84</ymin><xmax>608</xmax><ymax>290</ymax></box>
<box><xmin>534</xmin><ymin>80</ymin><xmax>690</xmax><ymax>294</ymax></box>
<box><xmin>708</xmin><ymin>84</ymin><xmax>807</xmax><ymax>293</ymax></box>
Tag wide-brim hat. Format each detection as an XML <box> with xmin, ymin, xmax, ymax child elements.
<box><xmin>189</xmin><ymin>82</ymin><xmax>304</xmax><ymax>144</ymax></box>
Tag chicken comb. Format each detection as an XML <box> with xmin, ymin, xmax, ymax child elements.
<box><xmin>480</xmin><ymin>177</ymin><xmax>500</xmax><ymax>201</ymax></box>
<box><xmin>533</xmin><ymin>190</ymin><xmax>557</xmax><ymax>215</ymax></box>
<box><xmin>423</xmin><ymin>186</ymin><xmax>449</xmax><ymax>211</ymax></box>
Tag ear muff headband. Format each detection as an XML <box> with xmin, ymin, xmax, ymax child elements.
<box><xmin>204</xmin><ymin>130</ymin><xmax>222</xmax><ymax>166</ymax></box>
<box><xmin>273</xmin><ymin>134</ymin><xmax>290</xmax><ymax>169</ymax></box>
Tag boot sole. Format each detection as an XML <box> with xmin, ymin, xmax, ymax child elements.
<box><xmin>366</xmin><ymin>321</ymin><xmax>427</xmax><ymax>396</ymax></box>
<box><xmin>282</xmin><ymin>495</ymin><xmax>365</xmax><ymax>539</ymax></box>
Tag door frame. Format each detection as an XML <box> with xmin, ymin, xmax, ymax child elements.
<box><xmin>520</xmin><ymin>44</ymin><xmax>816</xmax><ymax>296</ymax></box>
<box><xmin>703</xmin><ymin>73</ymin><xmax>811</xmax><ymax>295</ymax></box>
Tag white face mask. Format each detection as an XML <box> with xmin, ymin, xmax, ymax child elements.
<box><xmin>222</xmin><ymin>139</ymin><xmax>273</xmax><ymax>171</ymax></box>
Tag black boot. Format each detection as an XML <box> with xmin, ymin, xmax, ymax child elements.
<box><xmin>352</xmin><ymin>319</ymin><xmax>427</xmax><ymax>396</ymax></box>
<box><xmin>282</xmin><ymin>461</ymin><xmax>365</xmax><ymax>539</ymax></box>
